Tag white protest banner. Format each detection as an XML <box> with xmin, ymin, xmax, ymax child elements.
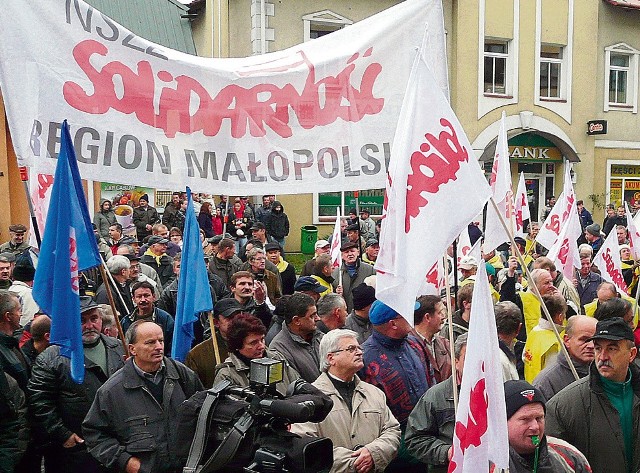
<box><xmin>514</xmin><ymin>172</ymin><xmax>530</xmax><ymax>238</ymax></box>
<box><xmin>546</xmin><ymin>197</ymin><xmax>581</xmax><ymax>279</ymax></box>
<box><xmin>0</xmin><ymin>0</ymin><xmax>447</xmax><ymax>195</ymax></box>
<box><xmin>537</xmin><ymin>165</ymin><xmax>575</xmax><ymax>250</ymax></box>
<box><xmin>483</xmin><ymin>112</ymin><xmax>513</xmax><ymax>252</ymax></box>
<box><xmin>625</xmin><ymin>202</ymin><xmax>640</xmax><ymax>260</ymax></box>
<box><xmin>593</xmin><ymin>228</ymin><xmax>628</xmax><ymax>295</ymax></box>
<box><xmin>375</xmin><ymin>50</ymin><xmax>491</xmax><ymax>321</ymax></box>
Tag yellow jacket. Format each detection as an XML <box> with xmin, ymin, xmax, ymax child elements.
<box><xmin>584</xmin><ymin>294</ymin><xmax>639</xmax><ymax>328</ymax></box>
<box><xmin>520</xmin><ymin>291</ymin><xmax>541</xmax><ymax>335</ymax></box>
<box><xmin>523</xmin><ymin>322</ymin><xmax>563</xmax><ymax>383</ymax></box>
<box><xmin>311</xmin><ymin>275</ymin><xmax>333</xmax><ymax>297</ymax></box>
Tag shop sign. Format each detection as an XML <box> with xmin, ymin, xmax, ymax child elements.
<box><xmin>587</xmin><ymin>120</ymin><xmax>607</xmax><ymax>135</ymax></box>
<box><xmin>611</xmin><ymin>165</ymin><xmax>640</xmax><ymax>178</ymax></box>
<box><xmin>508</xmin><ymin>146</ymin><xmax>563</xmax><ymax>162</ymax></box>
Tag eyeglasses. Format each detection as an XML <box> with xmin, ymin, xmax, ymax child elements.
<box><xmin>331</xmin><ymin>345</ymin><xmax>363</xmax><ymax>354</ymax></box>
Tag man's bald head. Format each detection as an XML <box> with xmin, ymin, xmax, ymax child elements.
<box><xmin>564</xmin><ymin>315</ymin><xmax>597</xmax><ymax>364</ymax></box>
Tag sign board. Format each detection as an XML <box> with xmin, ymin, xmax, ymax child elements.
<box><xmin>587</xmin><ymin>120</ymin><xmax>607</xmax><ymax>135</ymax></box>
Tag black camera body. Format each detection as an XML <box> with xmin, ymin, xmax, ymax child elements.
<box><xmin>177</xmin><ymin>359</ymin><xmax>334</xmax><ymax>473</ymax></box>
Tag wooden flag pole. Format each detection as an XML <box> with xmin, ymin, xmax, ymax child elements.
<box><xmin>443</xmin><ymin>254</ymin><xmax>459</xmax><ymax>412</ymax></box>
<box><xmin>98</xmin><ymin>263</ymin><xmax>129</xmax><ymax>357</ymax></box>
<box><xmin>208</xmin><ymin>312</ymin><xmax>222</xmax><ymax>366</ymax></box>
<box><xmin>489</xmin><ymin>197</ymin><xmax>579</xmax><ymax>381</ymax></box>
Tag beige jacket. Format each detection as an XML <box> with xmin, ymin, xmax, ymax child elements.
<box><xmin>291</xmin><ymin>372</ymin><xmax>401</xmax><ymax>473</ymax></box>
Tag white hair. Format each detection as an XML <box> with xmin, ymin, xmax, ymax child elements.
<box><xmin>318</xmin><ymin>329</ymin><xmax>359</xmax><ymax>372</ymax></box>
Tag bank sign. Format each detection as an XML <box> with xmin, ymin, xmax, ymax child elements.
<box><xmin>0</xmin><ymin>0</ymin><xmax>447</xmax><ymax>195</ymax></box>
<box><xmin>508</xmin><ymin>146</ymin><xmax>563</xmax><ymax>162</ymax></box>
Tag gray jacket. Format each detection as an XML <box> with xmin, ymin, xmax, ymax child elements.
<box><xmin>344</xmin><ymin>311</ymin><xmax>372</xmax><ymax>343</ymax></box>
<box><xmin>405</xmin><ymin>376</ymin><xmax>456</xmax><ymax>472</ymax></box>
<box><xmin>546</xmin><ymin>362</ymin><xmax>640</xmax><ymax>473</ymax></box>
<box><xmin>269</xmin><ymin>324</ymin><xmax>323</xmax><ymax>383</ymax></box>
<box><xmin>331</xmin><ymin>261</ymin><xmax>376</xmax><ymax>313</ymax></box>
<box><xmin>533</xmin><ymin>353</ymin><xmax>589</xmax><ymax>401</ymax></box>
<box><xmin>82</xmin><ymin>357</ymin><xmax>203</xmax><ymax>473</ymax></box>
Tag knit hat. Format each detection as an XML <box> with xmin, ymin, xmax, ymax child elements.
<box><xmin>369</xmin><ymin>300</ymin><xmax>398</xmax><ymax>325</ymax></box>
<box><xmin>586</xmin><ymin>223</ymin><xmax>601</xmax><ymax>237</ymax></box>
<box><xmin>352</xmin><ymin>283</ymin><xmax>376</xmax><ymax>310</ymax></box>
<box><xmin>139</xmin><ymin>194</ymin><xmax>149</xmax><ymax>203</ymax></box>
<box><xmin>12</xmin><ymin>262</ymin><xmax>35</xmax><ymax>282</ymax></box>
<box><xmin>504</xmin><ymin>380</ymin><xmax>546</xmax><ymax>419</ymax></box>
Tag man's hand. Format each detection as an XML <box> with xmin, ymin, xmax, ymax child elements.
<box><xmin>352</xmin><ymin>447</ymin><xmax>373</xmax><ymax>473</ymax></box>
<box><xmin>145</xmin><ymin>224</ymin><xmax>152</xmax><ymax>231</ymax></box>
<box><xmin>63</xmin><ymin>433</ymin><xmax>84</xmax><ymax>448</ymax></box>
<box><xmin>448</xmin><ymin>446</ymin><xmax>453</xmax><ymax>460</ymax></box>
<box><xmin>126</xmin><ymin>457</ymin><xmax>141</xmax><ymax>473</ymax></box>
<box><xmin>507</xmin><ymin>256</ymin><xmax>518</xmax><ymax>277</ymax></box>
<box><xmin>572</xmin><ymin>277</ymin><xmax>578</xmax><ymax>288</ymax></box>
<box><xmin>253</xmin><ymin>281</ymin><xmax>267</xmax><ymax>305</ymax></box>
<box><xmin>335</xmin><ymin>285</ymin><xmax>344</xmax><ymax>295</ymax></box>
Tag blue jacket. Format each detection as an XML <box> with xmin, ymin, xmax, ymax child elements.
<box><xmin>361</xmin><ymin>330</ymin><xmax>434</xmax><ymax>427</ymax></box>
<box><xmin>121</xmin><ymin>307</ymin><xmax>175</xmax><ymax>355</ymax></box>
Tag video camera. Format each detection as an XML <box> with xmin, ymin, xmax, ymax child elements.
<box><xmin>177</xmin><ymin>358</ymin><xmax>334</xmax><ymax>473</ymax></box>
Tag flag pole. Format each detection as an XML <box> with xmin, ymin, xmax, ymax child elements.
<box><xmin>489</xmin><ymin>197</ymin><xmax>579</xmax><ymax>381</ymax></box>
<box><xmin>19</xmin><ymin>166</ymin><xmax>42</xmax><ymax>248</ymax></box>
<box><xmin>208</xmin><ymin>312</ymin><xmax>222</xmax><ymax>365</ymax></box>
<box><xmin>443</xmin><ymin>254</ymin><xmax>459</xmax><ymax>412</ymax></box>
<box><xmin>97</xmin><ymin>264</ymin><xmax>129</xmax><ymax>357</ymax></box>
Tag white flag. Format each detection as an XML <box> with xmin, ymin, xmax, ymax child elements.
<box><xmin>537</xmin><ymin>164</ymin><xmax>575</xmax><ymax>250</ymax></box>
<box><xmin>330</xmin><ymin>207</ymin><xmax>342</xmax><ymax>270</ymax></box>
<box><xmin>483</xmin><ymin>112</ymin><xmax>514</xmax><ymax>252</ymax></box>
<box><xmin>448</xmin><ymin>262</ymin><xmax>509</xmax><ymax>472</ymax></box>
<box><xmin>514</xmin><ymin>173</ymin><xmax>530</xmax><ymax>238</ymax></box>
<box><xmin>375</xmin><ymin>51</ymin><xmax>491</xmax><ymax>321</ymax></box>
<box><xmin>593</xmin><ymin>227</ymin><xmax>628</xmax><ymax>295</ymax></box>
<box><xmin>546</xmin><ymin>197</ymin><xmax>581</xmax><ymax>279</ymax></box>
<box><xmin>457</xmin><ymin>227</ymin><xmax>474</xmax><ymax>266</ymax></box>
<box><xmin>625</xmin><ymin>202</ymin><xmax>640</xmax><ymax>260</ymax></box>
<box><xmin>419</xmin><ymin>258</ymin><xmax>447</xmax><ymax>296</ymax></box>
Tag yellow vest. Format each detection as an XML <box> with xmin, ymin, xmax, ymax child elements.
<box><xmin>584</xmin><ymin>295</ymin><xmax>639</xmax><ymax>329</ymax></box>
<box><xmin>311</xmin><ymin>275</ymin><xmax>332</xmax><ymax>297</ymax></box>
<box><xmin>520</xmin><ymin>291</ymin><xmax>541</xmax><ymax>335</ymax></box>
<box><xmin>523</xmin><ymin>326</ymin><xmax>563</xmax><ymax>383</ymax></box>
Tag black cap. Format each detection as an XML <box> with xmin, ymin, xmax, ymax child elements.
<box><xmin>345</xmin><ymin>223</ymin><xmax>359</xmax><ymax>232</ymax></box>
<box><xmin>208</xmin><ymin>235</ymin><xmax>224</xmax><ymax>245</ymax></box>
<box><xmin>250</xmin><ymin>222</ymin><xmax>266</xmax><ymax>231</ymax></box>
<box><xmin>504</xmin><ymin>380</ymin><xmax>546</xmax><ymax>419</ymax></box>
<box><xmin>514</xmin><ymin>236</ymin><xmax>526</xmax><ymax>246</ymax></box>
<box><xmin>148</xmin><ymin>236</ymin><xmax>169</xmax><ymax>245</ymax></box>
<box><xmin>264</xmin><ymin>242</ymin><xmax>282</xmax><ymax>252</ymax></box>
<box><xmin>340</xmin><ymin>241</ymin><xmax>358</xmax><ymax>251</ymax></box>
<box><xmin>0</xmin><ymin>252</ymin><xmax>16</xmax><ymax>263</ymax></box>
<box><xmin>365</xmin><ymin>238</ymin><xmax>379</xmax><ymax>248</ymax></box>
<box><xmin>80</xmin><ymin>296</ymin><xmax>100</xmax><ymax>314</ymax></box>
<box><xmin>294</xmin><ymin>276</ymin><xmax>325</xmax><ymax>293</ymax></box>
<box><xmin>123</xmin><ymin>254</ymin><xmax>141</xmax><ymax>262</ymax></box>
<box><xmin>589</xmin><ymin>317</ymin><xmax>635</xmax><ymax>342</ymax></box>
<box><xmin>360</xmin><ymin>208</ymin><xmax>370</xmax><ymax>215</ymax></box>
<box><xmin>214</xmin><ymin>298</ymin><xmax>243</xmax><ymax>318</ymax></box>
<box><xmin>12</xmin><ymin>262</ymin><xmax>35</xmax><ymax>282</ymax></box>
<box><xmin>119</xmin><ymin>236</ymin><xmax>140</xmax><ymax>245</ymax></box>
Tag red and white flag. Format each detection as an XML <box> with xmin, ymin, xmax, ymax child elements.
<box><xmin>593</xmin><ymin>226</ymin><xmax>628</xmax><ymax>295</ymax></box>
<box><xmin>537</xmin><ymin>165</ymin><xmax>575</xmax><ymax>250</ymax></box>
<box><xmin>546</xmin><ymin>196</ymin><xmax>581</xmax><ymax>279</ymax></box>
<box><xmin>448</xmin><ymin>262</ymin><xmax>509</xmax><ymax>473</ymax></box>
<box><xmin>330</xmin><ymin>207</ymin><xmax>342</xmax><ymax>270</ymax></box>
<box><xmin>419</xmin><ymin>258</ymin><xmax>447</xmax><ymax>296</ymax></box>
<box><xmin>457</xmin><ymin>227</ymin><xmax>474</xmax><ymax>266</ymax></box>
<box><xmin>483</xmin><ymin>112</ymin><xmax>514</xmax><ymax>253</ymax></box>
<box><xmin>625</xmin><ymin>202</ymin><xmax>640</xmax><ymax>260</ymax></box>
<box><xmin>514</xmin><ymin>172</ymin><xmax>530</xmax><ymax>238</ymax></box>
<box><xmin>375</xmin><ymin>51</ymin><xmax>491</xmax><ymax>321</ymax></box>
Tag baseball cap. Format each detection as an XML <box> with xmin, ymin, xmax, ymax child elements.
<box><xmin>250</xmin><ymin>222</ymin><xmax>266</xmax><ymax>231</ymax></box>
<box><xmin>315</xmin><ymin>239</ymin><xmax>330</xmax><ymax>250</ymax></box>
<box><xmin>369</xmin><ymin>300</ymin><xmax>399</xmax><ymax>325</ymax></box>
<box><xmin>588</xmin><ymin>317</ymin><xmax>634</xmax><ymax>342</ymax></box>
<box><xmin>294</xmin><ymin>276</ymin><xmax>325</xmax><ymax>293</ymax></box>
<box><xmin>365</xmin><ymin>238</ymin><xmax>379</xmax><ymax>248</ymax></box>
<box><xmin>214</xmin><ymin>298</ymin><xmax>243</xmax><ymax>319</ymax></box>
<box><xmin>459</xmin><ymin>255</ymin><xmax>478</xmax><ymax>270</ymax></box>
<box><xmin>340</xmin><ymin>241</ymin><xmax>358</xmax><ymax>251</ymax></box>
<box><xmin>148</xmin><ymin>236</ymin><xmax>169</xmax><ymax>245</ymax></box>
<box><xmin>0</xmin><ymin>252</ymin><xmax>17</xmax><ymax>263</ymax></box>
<box><xmin>123</xmin><ymin>254</ymin><xmax>141</xmax><ymax>262</ymax></box>
<box><xmin>504</xmin><ymin>380</ymin><xmax>546</xmax><ymax>419</ymax></box>
<box><xmin>360</xmin><ymin>208</ymin><xmax>370</xmax><ymax>215</ymax></box>
<box><xmin>345</xmin><ymin>223</ymin><xmax>359</xmax><ymax>232</ymax></box>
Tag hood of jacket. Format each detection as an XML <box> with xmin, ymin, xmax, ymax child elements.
<box><xmin>100</xmin><ymin>198</ymin><xmax>112</xmax><ymax>213</ymax></box>
<box><xmin>271</xmin><ymin>200</ymin><xmax>284</xmax><ymax>214</ymax></box>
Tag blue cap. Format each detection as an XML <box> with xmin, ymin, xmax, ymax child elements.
<box><xmin>369</xmin><ymin>300</ymin><xmax>399</xmax><ymax>325</ymax></box>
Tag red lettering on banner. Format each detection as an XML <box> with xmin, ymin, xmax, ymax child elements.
<box><xmin>37</xmin><ymin>174</ymin><xmax>54</xmax><ymax>200</ymax></box>
<box><xmin>489</xmin><ymin>160</ymin><xmax>498</xmax><ymax>189</ymax></box>
<box><xmin>557</xmin><ymin>238</ymin><xmax>569</xmax><ymax>265</ymax></box>
<box><xmin>63</xmin><ymin>40</ymin><xmax>384</xmax><ymax>139</ymax></box>
<box><xmin>69</xmin><ymin>231</ymin><xmax>80</xmax><ymax>294</ymax></box>
<box><xmin>544</xmin><ymin>195</ymin><xmax>574</xmax><ymax>236</ymax></box>
<box><xmin>425</xmin><ymin>262</ymin><xmax>439</xmax><ymax>286</ymax></box>
<box><xmin>602</xmin><ymin>248</ymin><xmax>628</xmax><ymax>292</ymax></box>
<box><xmin>405</xmin><ymin>119</ymin><xmax>469</xmax><ymax>232</ymax></box>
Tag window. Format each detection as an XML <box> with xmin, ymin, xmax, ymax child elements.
<box><xmin>303</xmin><ymin>11</ymin><xmax>352</xmax><ymax>43</ymax></box>
<box><xmin>540</xmin><ymin>45</ymin><xmax>563</xmax><ymax>99</ymax></box>
<box><xmin>317</xmin><ymin>189</ymin><xmax>384</xmax><ymax>221</ymax></box>
<box><xmin>484</xmin><ymin>41</ymin><xmax>508</xmax><ymax>95</ymax></box>
<box><xmin>604</xmin><ymin>44</ymin><xmax>639</xmax><ymax>112</ymax></box>
<box><xmin>609</xmin><ymin>54</ymin><xmax>630</xmax><ymax>105</ymax></box>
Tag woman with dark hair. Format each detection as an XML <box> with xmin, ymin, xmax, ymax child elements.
<box><xmin>212</xmin><ymin>207</ymin><xmax>224</xmax><ymax>236</ymax></box>
<box><xmin>197</xmin><ymin>201</ymin><xmax>215</xmax><ymax>238</ymax></box>
<box><xmin>594</xmin><ymin>297</ymin><xmax>634</xmax><ymax>328</ymax></box>
<box><xmin>214</xmin><ymin>313</ymin><xmax>299</xmax><ymax>395</ymax></box>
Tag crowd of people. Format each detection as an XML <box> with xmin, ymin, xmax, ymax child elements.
<box><xmin>0</xmin><ymin>193</ymin><xmax>638</xmax><ymax>473</ymax></box>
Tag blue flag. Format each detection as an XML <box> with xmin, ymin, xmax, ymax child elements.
<box><xmin>171</xmin><ymin>187</ymin><xmax>213</xmax><ymax>361</ymax></box>
<box><xmin>32</xmin><ymin>120</ymin><xmax>102</xmax><ymax>384</ymax></box>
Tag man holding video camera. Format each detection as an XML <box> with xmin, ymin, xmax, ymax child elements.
<box><xmin>292</xmin><ymin>329</ymin><xmax>401</xmax><ymax>473</ymax></box>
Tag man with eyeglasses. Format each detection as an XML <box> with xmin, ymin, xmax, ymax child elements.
<box><xmin>292</xmin><ymin>329</ymin><xmax>400</xmax><ymax>473</ymax></box>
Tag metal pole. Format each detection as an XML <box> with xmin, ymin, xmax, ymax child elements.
<box><xmin>443</xmin><ymin>255</ymin><xmax>459</xmax><ymax>412</ymax></box>
<box><xmin>19</xmin><ymin>166</ymin><xmax>42</xmax><ymax>248</ymax></box>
